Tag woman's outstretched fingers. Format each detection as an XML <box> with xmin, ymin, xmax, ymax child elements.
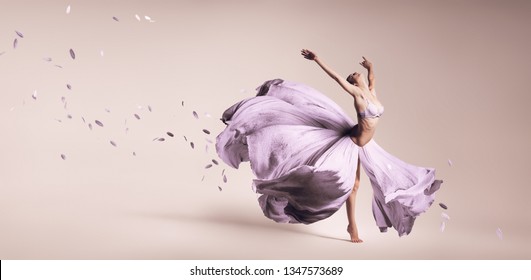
<box><xmin>301</xmin><ymin>49</ymin><xmax>315</xmax><ymax>60</ymax></box>
<box><xmin>360</xmin><ymin>56</ymin><xmax>373</xmax><ymax>69</ymax></box>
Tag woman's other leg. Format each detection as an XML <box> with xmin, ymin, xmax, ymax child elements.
<box><xmin>346</xmin><ymin>155</ymin><xmax>363</xmax><ymax>243</ymax></box>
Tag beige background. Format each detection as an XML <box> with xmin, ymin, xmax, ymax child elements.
<box><xmin>1</xmin><ymin>0</ymin><xmax>530</xmax><ymax>259</ymax></box>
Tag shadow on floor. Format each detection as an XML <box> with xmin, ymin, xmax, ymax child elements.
<box><xmin>129</xmin><ymin>209</ymin><xmax>350</xmax><ymax>243</ymax></box>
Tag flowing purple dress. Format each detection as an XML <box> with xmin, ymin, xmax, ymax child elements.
<box><xmin>215</xmin><ymin>79</ymin><xmax>442</xmax><ymax>236</ymax></box>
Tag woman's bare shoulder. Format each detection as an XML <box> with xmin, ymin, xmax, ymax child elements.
<box><xmin>344</xmin><ymin>84</ymin><xmax>364</xmax><ymax>99</ymax></box>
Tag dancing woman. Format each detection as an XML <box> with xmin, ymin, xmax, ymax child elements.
<box><xmin>215</xmin><ymin>49</ymin><xmax>443</xmax><ymax>243</ymax></box>
<box><xmin>301</xmin><ymin>49</ymin><xmax>384</xmax><ymax>242</ymax></box>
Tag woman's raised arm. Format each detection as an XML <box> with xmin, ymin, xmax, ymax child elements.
<box><xmin>360</xmin><ymin>56</ymin><xmax>375</xmax><ymax>92</ymax></box>
<box><xmin>301</xmin><ymin>49</ymin><xmax>361</xmax><ymax>97</ymax></box>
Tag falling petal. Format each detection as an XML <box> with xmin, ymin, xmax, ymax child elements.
<box><xmin>125</xmin><ymin>127</ymin><xmax>129</xmax><ymax>134</ymax></box>
<box><xmin>66</xmin><ymin>84</ymin><xmax>72</xmax><ymax>90</ymax></box>
<box><xmin>181</xmin><ymin>101</ymin><xmax>184</xmax><ymax>107</ymax></box>
<box><xmin>204</xmin><ymin>112</ymin><xmax>211</xmax><ymax>118</ymax></box>
<box><xmin>43</xmin><ymin>57</ymin><xmax>52</xmax><ymax>62</ymax></box>
<box><xmin>54</xmin><ymin>65</ymin><xmax>63</xmax><ymax>68</ymax></box>
<box><xmin>448</xmin><ymin>159</ymin><xmax>453</xmax><ymax>166</ymax></box>
<box><xmin>202</xmin><ymin>129</ymin><xmax>210</xmax><ymax>134</ymax></box>
<box><xmin>133</xmin><ymin>152</ymin><xmax>136</xmax><ymax>156</ymax></box>
<box><xmin>0</xmin><ymin>51</ymin><xmax>6</xmax><ymax>56</ymax></box>
<box><xmin>105</xmin><ymin>108</ymin><xmax>111</xmax><ymax>113</ymax></box>
<box><xmin>81</xmin><ymin>116</ymin><xmax>86</xmax><ymax>123</ymax></box>
<box><xmin>15</xmin><ymin>30</ymin><xmax>24</xmax><ymax>38</ymax></box>
<box><xmin>205</xmin><ymin>164</ymin><xmax>213</xmax><ymax>169</ymax></box>
<box><xmin>69</xmin><ymin>48</ymin><xmax>75</xmax><ymax>59</ymax></box>
<box><xmin>134</xmin><ymin>113</ymin><xmax>140</xmax><ymax>120</ymax></box>
<box><xmin>110</xmin><ymin>140</ymin><xmax>117</xmax><ymax>147</ymax></box>
<box><xmin>112</xmin><ymin>16</ymin><xmax>119</xmax><ymax>22</ymax></box>
<box><xmin>67</xmin><ymin>114</ymin><xmax>72</xmax><ymax>119</ymax></box>
<box><xmin>183</xmin><ymin>135</ymin><xmax>188</xmax><ymax>141</ymax></box>
<box><xmin>88</xmin><ymin>123</ymin><xmax>93</xmax><ymax>130</ymax></box>
<box><xmin>205</xmin><ymin>138</ymin><xmax>213</xmax><ymax>144</ymax></box>
<box><xmin>201</xmin><ymin>175</ymin><xmax>205</xmax><ymax>182</ymax></box>
<box><xmin>441</xmin><ymin>212</ymin><xmax>450</xmax><ymax>221</ymax></box>
<box><xmin>13</xmin><ymin>38</ymin><xmax>18</xmax><ymax>49</ymax></box>
<box><xmin>61</xmin><ymin>154</ymin><xmax>66</xmax><ymax>160</ymax></box>
<box><xmin>440</xmin><ymin>221</ymin><xmax>446</xmax><ymax>232</ymax></box>
<box><xmin>193</xmin><ymin>111</ymin><xmax>199</xmax><ymax>119</ymax></box>
<box><xmin>212</xmin><ymin>159</ymin><xmax>219</xmax><ymax>165</ymax></box>
<box><xmin>223</xmin><ymin>174</ymin><xmax>227</xmax><ymax>183</ymax></box>
<box><xmin>66</xmin><ymin>5</ymin><xmax>71</xmax><ymax>14</ymax></box>
<box><xmin>148</xmin><ymin>105</ymin><xmax>152</xmax><ymax>112</ymax></box>
<box><xmin>496</xmin><ymin>228</ymin><xmax>503</xmax><ymax>240</ymax></box>
<box><xmin>144</xmin><ymin>15</ymin><xmax>151</xmax><ymax>20</ymax></box>
<box><xmin>190</xmin><ymin>142</ymin><xmax>195</xmax><ymax>149</ymax></box>
<box><xmin>95</xmin><ymin>120</ymin><xmax>104</xmax><ymax>127</ymax></box>
<box><xmin>205</xmin><ymin>145</ymin><xmax>209</xmax><ymax>153</ymax></box>
<box><xmin>135</xmin><ymin>14</ymin><xmax>141</xmax><ymax>21</ymax></box>
<box><xmin>158</xmin><ymin>138</ymin><xmax>165</xmax><ymax>141</ymax></box>
<box><xmin>153</xmin><ymin>137</ymin><xmax>159</xmax><ymax>141</ymax></box>
<box><xmin>100</xmin><ymin>50</ymin><xmax>104</xmax><ymax>57</ymax></box>
<box><xmin>218</xmin><ymin>186</ymin><xmax>222</xmax><ymax>191</ymax></box>
<box><xmin>439</xmin><ymin>203</ymin><xmax>448</xmax><ymax>210</ymax></box>
<box><xmin>61</xmin><ymin>96</ymin><xmax>66</xmax><ymax>103</ymax></box>
<box><xmin>55</xmin><ymin>119</ymin><xmax>62</xmax><ymax>123</ymax></box>
<box><xmin>222</xmin><ymin>169</ymin><xmax>225</xmax><ymax>176</ymax></box>
<box><xmin>167</xmin><ymin>132</ymin><xmax>174</xmax><ymax>137</ymax></box>
<box><xmin>64</xmin><ymin>101</ymin><xmax>68</xmax><ymax>109</ymax></box>
<box><xmin>32</xmin><ymin>90</ymin><xmax>37</xmax><ymax>100</ymax></box>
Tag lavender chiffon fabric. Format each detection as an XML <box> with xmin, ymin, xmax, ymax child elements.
<box><xmin>215</xmin><ymin>79</ymin><xmax>442</xmax><ymax>236</ymax></box>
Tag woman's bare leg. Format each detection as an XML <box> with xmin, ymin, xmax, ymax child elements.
<box><xmin>346</xmin><ymin>156</ymin><xmax>363</xmax><ymax>243</ymax></box>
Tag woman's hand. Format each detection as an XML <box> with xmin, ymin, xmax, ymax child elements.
<box><xmin>301</xmin><ymin>49</ymin><xmax>317</xmax><ymax>60</ymax></box>
<box><xmin>359</xmin><ymin>56</ymin><xmax>373</xmax><ymax>69</ymax></box>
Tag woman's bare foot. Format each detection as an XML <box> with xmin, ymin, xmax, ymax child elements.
<box><xmin>347</xmin><ymin>224</ymin><xmax>364</xmax><ymax>243</ymax></box>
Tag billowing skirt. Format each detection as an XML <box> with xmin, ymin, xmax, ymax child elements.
<box><xmin>215</xmin><ymin>79</ymin><xmax>442</xmax><ymax>236</ymax></box>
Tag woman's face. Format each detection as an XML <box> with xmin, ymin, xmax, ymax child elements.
<box><xmin>347</xmin><ymin>72</ymin><xmax>363</xmax><ymax>85</ymax></box>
